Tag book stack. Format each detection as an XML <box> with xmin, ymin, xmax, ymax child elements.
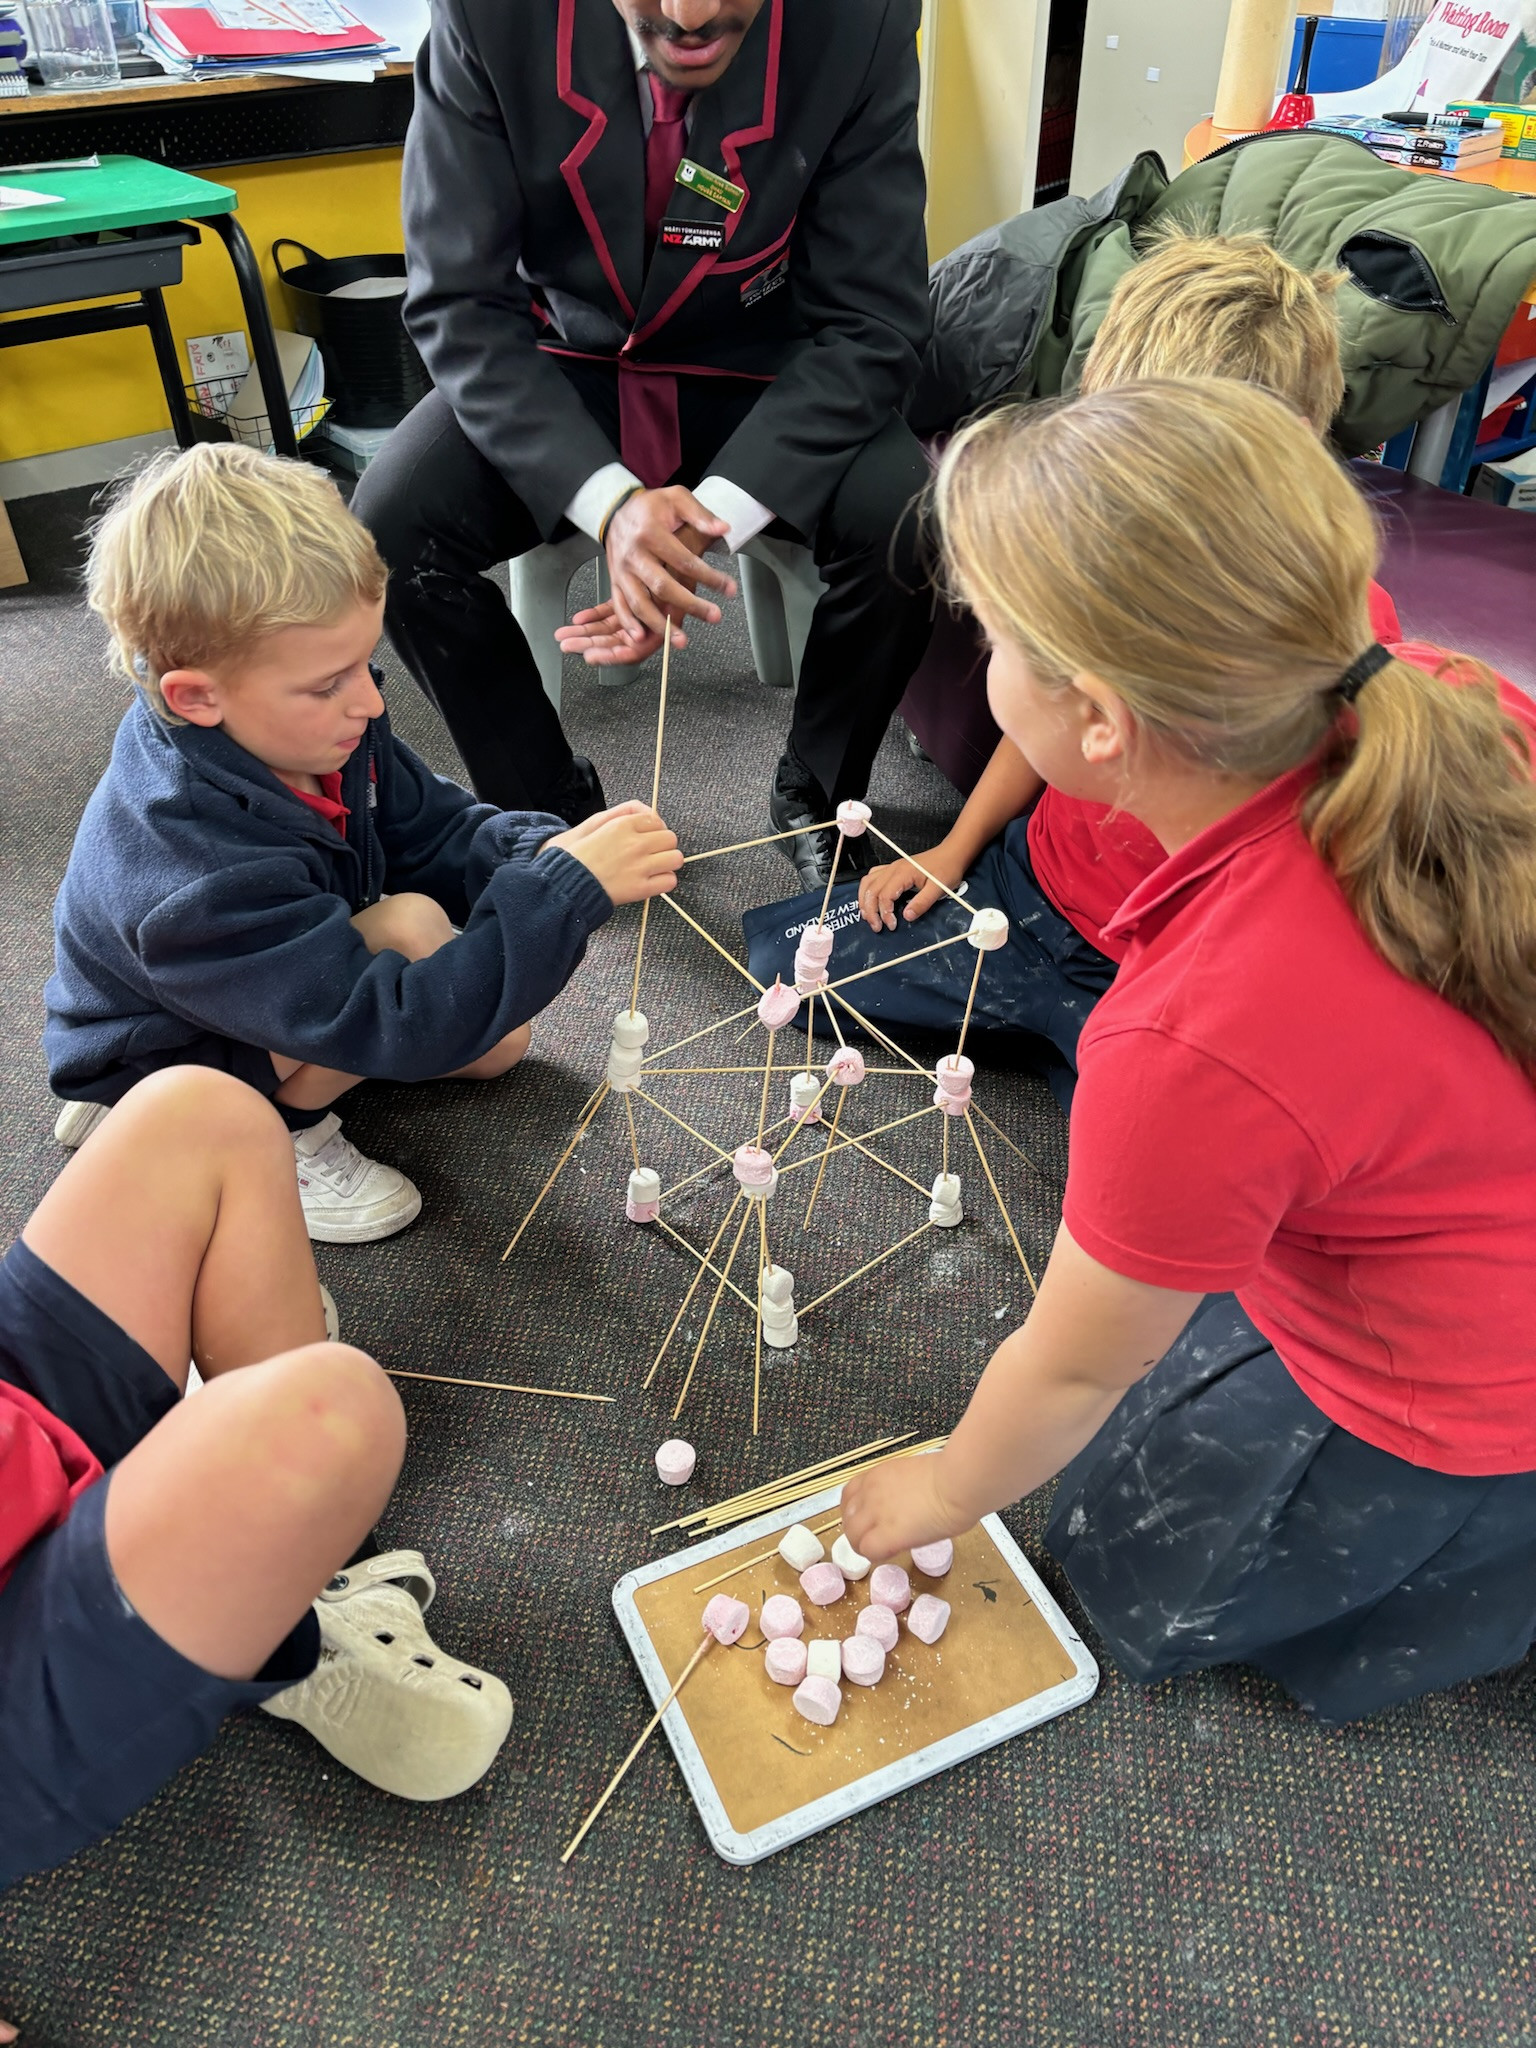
<box><xmin>1306</xmin><ymin>113</ymin><xmax>1506</xmax><ymax>176</ymax></box>
<box><xmin>141</xmin><ymin>2</ymin><xmax>394</xmax><ymax>83</ymax></box>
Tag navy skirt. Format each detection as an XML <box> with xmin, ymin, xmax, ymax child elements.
<box><xmin>741</xmin><ymin>817</ymin><xmax>1117</xmax><ymax>1109</ymax></box>
<box><xmin>1046</xmin><ymin>1295</ymin><xmax>1536</xmax><ymax>1723</ymax></box>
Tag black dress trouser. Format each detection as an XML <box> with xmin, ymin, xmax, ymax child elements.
<box><xmin>350</xmin><ymin>358</ymin><xmax>936</xmax><ymax>813</ymax></box>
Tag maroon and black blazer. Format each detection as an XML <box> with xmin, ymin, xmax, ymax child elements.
<box><xmin>401</xmin><ymin>0</ymin><xmax>930</xmax><ymax>539</ymax></box>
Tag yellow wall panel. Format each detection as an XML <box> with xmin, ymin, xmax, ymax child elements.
<box><xmin>0</xmin><ymin>147</ymin><xmax>405</xmax><ymax>464</ymax></box>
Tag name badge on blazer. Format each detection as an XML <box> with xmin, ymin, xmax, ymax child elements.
<box><xmin>675</xmin><ymin>159</ymin><xmax>746</xmax><ymax>213</ymax></box>
<box><xmin>660</xmin><ymin>217</ymin><xmax>726</xmax><ymax>253</ymax></box>
<box><xmin>741</xmin><ymin>251</ymin><xmax>789</xmax><ymax>308</ymax></box>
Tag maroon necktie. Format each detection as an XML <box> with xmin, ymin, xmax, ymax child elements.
<box><xmin>620</xmin><ymin>71</ymin><xmax>691</xmax><ymax>487</ymax></box>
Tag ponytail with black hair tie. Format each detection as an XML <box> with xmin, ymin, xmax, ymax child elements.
<box><xmin>1335</xmin><ymin>643</ymin><xmax>1393</xmax><ymax>704</ymax></box>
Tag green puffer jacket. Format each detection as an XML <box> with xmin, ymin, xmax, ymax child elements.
<box><xmin>916</xmin><ymin>129</ymin><xmax>1536</xmax><ymax>455</ymax></box>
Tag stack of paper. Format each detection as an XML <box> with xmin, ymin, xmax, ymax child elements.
<box><xmin>220</xmin><ymin>330</ymin><xmax>329</xmax><ymax>452</ymax></box>
<box><xmin>140</xmin><ymin>2</ymin><xmax>397</xmax><ymax>83</ymax></box>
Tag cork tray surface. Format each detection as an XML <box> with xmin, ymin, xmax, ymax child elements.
<box><xmin>615</xmin><ymin>1481</ymin><xmax>1098</xmax><ymax>1864</ymax></box>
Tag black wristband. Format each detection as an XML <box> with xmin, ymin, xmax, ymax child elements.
<box><xmin>597</xmin><ymin>483</ymin><xmax>644</xmax><ymax>547</ymax></box>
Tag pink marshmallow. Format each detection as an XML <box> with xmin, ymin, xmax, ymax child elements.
<box><xmin>765</xmin><ymin>1637</ymin><xmax>808</xmax><ymax>1686</ymax></box>
<box><xmin>759</xmin><ymin>1594</ymin><xmax>804</xmax><ymax>1641</ymax></box>
<box><xmin>855</xmin><ymin>1603</ymin><xmax>900</xmax><ymax>1651</ymax></box>
<box><xmin>835</xmin><ymin>799</ymin><xmax>872</xmax><ymax>837</ymax></box>
<box><xmin>800</xmin><ymin>1562</ymin><xmax>847</xmax><ymax>1607</ymax></box>
<box><xmin>731</xmin><ymin>1144</ymin><xmax>776</xmax><ymax>1189</ymax></box>
<box><xmin>932</xmin><ymin>1054</ymin><xmax>975</xmax><ymax>1118</ymax></box>
<box><xmin>798</xmin><ymin>925</ymin><xmax>835</xmax><ymax>967</ymax></box>
<box><xmin>654</xmin><ymin>1438</ymin><xmax>695</xmax><ymax>1486</ymax></box>
<box><xmin>701</xmin><ymin>1594</ymin><xmax>750</xmax><ymax>1645</ymax></box>
<box><xmin>841</xmin><ymin>1635</ymin><xmax>886</xmax><ymax>1686</ymax></box>
<box><xmin>792</xmin><ymin>1674</ymin><xmax>843</xmax><ymax>1726</ymax></box>
<box><xmin>906</xmin><ymin>1593</ymin><xmax>951</xmax><ymax>1645</ymax></box>
<box><xmin>869</xmin><ymin>1564</ymin><xmax>911</xmax><ymax>1614</ymax></box>
<box><xmin>756</xmin><ymin>979</ymin><xmax>801</xmax><ymax>1031</ymax></box>
<box><xmin>826</xmin><ymin>1047</ymin><xmax>866</xmax><ymax>1087</ymax></box>
<box><xmin>911</xmin><ymin>1538</ymin><xmax>954</xmax><ymax>1578</ymax></box>
<box><xmin>626</xmin><ymin>1198</ymin><xmax>660</xmax><ymax>1223</ymax></box>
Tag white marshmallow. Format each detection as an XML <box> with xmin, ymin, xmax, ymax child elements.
<box><xmin>605</xmin><ymin>1045</ymin><xmax>643</xmax><ymax>1093</ymax></box>
<box><xmin>805</xmin><ymin>1639</ymin><xmax>842</xmax><ymax>1682</ymax></box>
<box><xmin>831</xmin><ymin>1533</ymin><xmax>871</xmax><ymax>1580</ymax></box>
<box><xmin>966</xmin><ymin>906</ymin><xmax>1009</xmax><ymax>951</ymax></box>
<box><xmin>789</xmin><ymin>1072</ymin><xmax>824</xmax><ymax>1124</ymax></box>
<box><xmin>928</xmin><ymin>1171</ymin><xmax>963</xmax><ymax>1228</ymax></box>
<box><xmin>778</xmin><ymin>1523</ymin><xmax>825</xmax><ymax>1572</ymax></box>
<box><xmin>759</xmin><ymin>1263</ymin><xmax>799</xmax><ymax>1349</ymax></box>
<box><xmin>626</xmin><ymin>1166</ymin><xmax>661</xmax><ymax>1223</ymax></box>
<box><xmin>610</xmin><ymin>1009</ymin><xmax>650</xmax><ymax>1049</ymax></box>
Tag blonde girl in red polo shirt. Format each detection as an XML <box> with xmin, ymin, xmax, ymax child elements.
<box><xmin>843</xmin><ymin>378</ymin><xmax>1536</xmax><ymax>1724</ymax></box>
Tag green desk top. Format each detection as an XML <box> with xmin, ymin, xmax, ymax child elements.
<box><xmin>0</xmin><ymin>153</ymin><xmax>235</xmax><ymax>247</ymax></box>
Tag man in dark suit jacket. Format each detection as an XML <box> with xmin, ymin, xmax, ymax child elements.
<box><xmin>353</xmin><ymin>0</ymin><xmax>934</xmax><ymax>887</ymax></box>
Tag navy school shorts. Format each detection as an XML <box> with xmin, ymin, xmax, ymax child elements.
<box><xmin>741</xmin><ymin>817</ymin><xmax>1117</xmax><ymax>1110</ymax></box>
<box><xmin>1046</xmin><ymin>1294</ymin><xmax>1536</xmax><ymax>1723</ymax></box>
<box><xmin>0</xmin><ymin>1237</ymin><xmax>318</xmax><ymax>1891</ymax></box>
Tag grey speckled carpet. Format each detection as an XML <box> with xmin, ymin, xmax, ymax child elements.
<box><xmin>1</xmin><ymin>487</ymin><xmax>1533</xmax><ymax>2048</ymax></box>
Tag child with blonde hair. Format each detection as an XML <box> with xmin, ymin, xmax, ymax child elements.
<box><xmin>46</xmin><ymin>443</ymin><xmax>682</xmax><ymax>1240</ymax></box>
<box><xmin>746</xmin><ymin>233</ymin><xmax>1401</xmax><ymax>1101</ymax></box>
<box><xmin>844</xmin><ymin>379</ymin><xmax>1536</xmax><ymax>1722</ymax></box>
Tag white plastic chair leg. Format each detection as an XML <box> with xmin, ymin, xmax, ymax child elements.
<box><xmin>507</xmin><ymin>531</ymin><xmax>602</xmax><ymax>714</ymax></box>
<box><xmin>738</xmin><ymin>535</ymin><xmax>825</xmax><ymax>689</ymax></box>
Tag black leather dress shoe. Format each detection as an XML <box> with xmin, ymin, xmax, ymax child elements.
<box><xmin>768</xmin><ymin>755</ymin><xmax>875</xmax><ymax>891</ymax></box>
<box><xmin>542</xmin><ymin>753</ymin><xmax>608</xmax><ymax>826</ymax></box>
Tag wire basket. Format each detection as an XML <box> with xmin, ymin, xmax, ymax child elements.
<box><xmin>183</xmin><ymin>375</ymin><xmax>331</xmax><ymax>455</ymax></box>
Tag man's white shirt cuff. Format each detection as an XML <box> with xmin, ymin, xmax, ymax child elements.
<box><xmin>565</xmin><ymin>462</ymin><xmax>643</xmax><ymax>544</ymax></box>
<box><xmin>695</xmin><ymin>475</ymin><xmax>774</xmax><ymax>555</ymax></box>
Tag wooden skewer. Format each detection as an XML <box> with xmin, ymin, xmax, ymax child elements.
<box><xmin>973</xmin><ymin>1103</ymin><xmax>1054</xmax><ymax>1189</ymax></box>
<box><xmin>753</xmin><ymin>1199</ymin><xmax>770</xmax><ymax>1437</ymax></box>
<box><xmin>641</xmin><ymin>1064</ymin><xmax>782</xmax><ymax>1076</ymax></box>
<box><xmin>797</xmin><ymin>1219</ymin><xmax>937</xmax><ymax>1317</ymax></box>
<box><xmin>627</xmin><ymin>619</ymin><xmax>674</xmax><ymax>1020</ymax></box>
<box><xmin>624</xmin><ymin>1092</ymin><xmax>641</xmax><ymax>1173</ymax></box>
<box><xmin>560</xmin><ymin>1632</ymin><xmax>714</xmax><ymax>1864</ymax></box>
<box><xmin>954</xmin><ymin>943</ymin><xmax>987</xmax><ymax>1066</ymax></box>
<box><xmin>821</xmin><ymin>928</ymin><xmax>972</xmax><ymax>1000</ymax></box>
<box><xmin>816</xmin><ymin>828</ymin><xmax>845</xmax><ymax>929</ymax></box>
<box><xmin>653</xmin><ymin>1215</ymin><xmax>759</xmax><ymax>1313</ymax></box>
<box><xmin>801</xmin><ymin>1085</ymin><xmax>846</xmax><ymax>1229</ymax></box>
<box><xmin>966</xmin><ymin>1108</ymin><xmax>1038</xmax><ymax>1295</ymax></box>
<box><xmin>756</xmin><ymin>1026</ymin><xmax>775</xmax><ymax>1148</ymax></box>
<box><xmin>644</xmin><ymin>999</ymin><xmax>763</xmax><ymax>1065</ymax></box>
<box><xmin>772</xmin><ymin>1072</ymin><xmax>834</xmax><ymax>1166</ymax></box>
<box><xmin>651</xmin><ymin>1434</ymin><xmax>913</xmax><ymax>1535</ymax></box>
<box><xmin>697</xmin><ymin>1438</ymin><xmax>949</xmax><ymax>1525</ymax></box>
<box><xmin>825</xmin><ymin>985</ymin><xmax>926</xmax><ymax>1077</ymax></box>
<box><xmin>631</xmin><ymin>1087</ymin><xmax>733</xmax><ymax>1162</ymax></box>
<box><xmin>501</xmin><ymin>1081</ymin><xmax>611</xmax><ymax>1260</ymax></box>
<box><xmin>777</xmin><ymin>1102</ymin><xmax>939</xmax><ymax>1178</ymax></box>
<box><xmin>385</xmin><ymin>1369</ymin><xmax>613</xmax><ymax>1403</ymax></box>
<box><xmin>692</xmin><ymin>1514</ymin><xmax>843</xmax><ymax>1595</ymax></box>
<box><xmin>863</xmin><ymin>822</ymin><xmax>972</xmax><ymax>910</ymax></box>
<box><xmin>672</xmin><ymin>1201</ymin><xmax>754</xmax><ymax>1421</ymax></box>
<box><xmin>644</xmin><ymin>1193</ymin><xmax>742</xmax><ymax>1388</ymax></box>
<box><xmin>657</xmin><ymin>892</ymin><xmax>765</xmax><ymax>993</ymax></box>
<box><xmin>681</xmin><ymin>822</ymin><xmax>838</xmax><ymax>865</ymax></box>
<box><xmin>834</xmin><ymin>1131</ymin><xmax>932</xmax><ymax>1201</ymax></box>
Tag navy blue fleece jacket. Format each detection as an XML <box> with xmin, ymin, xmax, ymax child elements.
<box><xmin>45</xmin><ymin>691</ymin><xmax>613</xmax><ymax>1102</ymax></box>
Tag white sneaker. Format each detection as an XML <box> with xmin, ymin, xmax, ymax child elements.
<box><xmin>53</xmin><ymin>1099</ymin><xmax>110</xmax><ymax>1149</ymax></box>
<box><xmin>292</xmin><ymin>1113</ymin><xmax>421</xmax><ymax>1243</ymax></box>
<box><xmin>262</xmin><ymin>1551</ymin><xmax>513</xmax><ymax>1801</ymax></box>
<box><xmin>320</xmin><ymin>1284</ymin><xmax>340</xmax><ymax>1341</ymax></box>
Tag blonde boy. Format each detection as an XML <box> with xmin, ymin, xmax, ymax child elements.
<box><xmin>46</xmin><ymin>444</ymin><xmax>682</xmax><ymax>1240</ymax></box>
<box><xmin>747</xmin><ymin>232</ymin><xmax>1402</xmax><ymax>1100</ymax></box>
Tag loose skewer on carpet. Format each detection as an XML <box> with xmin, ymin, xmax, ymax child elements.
<box><xmin>560</xmin><ymin>1632</ymin><xmax>715</xmax><ymax>1864</ymax></box>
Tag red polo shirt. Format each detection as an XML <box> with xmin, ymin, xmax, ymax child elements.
<box><xmin>1063</xmin><ymin>663</ymin><xmax>1536</xmax><ymax>1474</ymax></box>
<box><xmin>0</xmin><ymin>1382</ymin><xmax>102</xmax><ymax>1591</ymax></box>
<box><xmin>1028</xmin><ymin>581</ymin><xmax>1404</xmax><ymax>961</ymax></box>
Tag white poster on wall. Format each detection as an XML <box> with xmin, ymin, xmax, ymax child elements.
<box><xmin>1310</xmin><ymin>1</ymin><xmax>1533</xmax><ymax>115</ymax></box>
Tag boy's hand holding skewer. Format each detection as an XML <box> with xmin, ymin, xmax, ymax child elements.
<box><xmin>551</xmin><ymin>801</ymin><xmax>684</xmax><ymax>906</ymax></box>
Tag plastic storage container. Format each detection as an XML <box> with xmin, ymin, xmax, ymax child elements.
<box><xmin>273</xmin><ymin>238</ymin><xmax>431</xmax><ymax>430</ymax></box>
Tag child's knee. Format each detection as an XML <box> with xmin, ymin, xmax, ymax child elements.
<box><xmin>116</xmin><ymin>1065</ymin><xmax>285</xmax><ymax>1152</ymax></box>
<box><xmin>248</xmin><ymin>1343</ymin><xmax>406</xmax><ymax>1490</ymax></box>
<box><xmin>353</xmin><ymin>892</ymin><xmax>454</xmax><ymax>961</ymax></box>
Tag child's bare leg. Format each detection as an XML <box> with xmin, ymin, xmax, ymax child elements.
<box><xmin>25</xmin><ymin>1065</ymin><xmax>326</xmax><ymax>1384</ymax></box>
<box><xmin>104</xmin><ymin>1342</ymin><xmax>403</xmax><ymax>1680</ymax></box>
<box><xmin>353</xmin><ymin>892</ymin><xmax>533</xmax><ymax>1080</ymax></box>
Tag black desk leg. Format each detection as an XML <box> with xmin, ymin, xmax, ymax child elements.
<box><xmin>199</xmin><ymin>211</ymin><xmax>299</xmax><ymax>459</ymax></box>
<box><xmin>142</xmin><ymin>287</ymin><xmax>199</xmax><ymax>449</ymax></box>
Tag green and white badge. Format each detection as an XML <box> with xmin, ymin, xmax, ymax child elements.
<box><xmin>674</xmin><ymin>159</ymin><xmax>745</xmax><ymax>214</ymax></box>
